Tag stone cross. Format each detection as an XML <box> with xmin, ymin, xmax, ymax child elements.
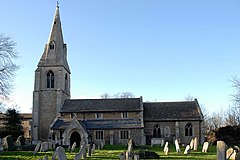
<box><xmin>217</xmin><ymin>141</ymin><xmax>226</xmax><ymax>160</ymax></box>
<box><xmin>202</xmin><ymin>142</ymin><xmax>209</xmax><ymax>153</ymax></box>
<box><xmin>184</xmin><ymin>145</ymin><xmax>190</xmax><ymax>154</ymax></box>
<box><xmin>174</xmin><ymin>139</ymin><xmax>180</xmax><ymax>153</ymax></box>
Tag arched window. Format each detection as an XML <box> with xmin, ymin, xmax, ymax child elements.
<box><xmin>185</xmin><ymin>123</ymin><xmax>193</xmax><ymax>136</ymax></box>
<box><xmin>47</xmin><ymin>70</ymin><xmax>54</xmax><ymax>88</ymax></box>
<box><xmin>153</xmin><ymin>124</ymin><xmax>161</xmax><ymax>138</ymax></box>
<box><xmin>49</xmin><ymin>41</ymin><xmax>55</xmax><ymax>49</ymax></box>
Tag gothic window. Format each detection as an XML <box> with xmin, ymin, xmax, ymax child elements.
<box><xmin>120</xmin><ymin>130</ymin><xmax>129</xmax><ymax>139</ymax></box>
<box><xmin>185</xmin><ymin>123</ymin><xmax>193</xmax><ymax>136</ymax></box>
<box><xmin>47</xmin><ymin>70</ymin><xmax>54</xmax><ymax>88</ymax></box>
<box><xmin>95</xmin><ymin>131</ymin><xmax>104</xmax><ymax>140</ymax></box>
<box><xmin>49</xmin><ymin>41</ymin><xmax>55</xmax><ymax>49</ymax></box>
<box><xmin>153</xmin><ymin>124</ymin><xmax>161</xmax><ymax>138</ymax></box>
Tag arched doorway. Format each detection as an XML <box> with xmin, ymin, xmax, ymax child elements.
<box><xmin>70</xmin><ymin>131</ymin><xmax>81</xmax><ymax>147</ymax></box>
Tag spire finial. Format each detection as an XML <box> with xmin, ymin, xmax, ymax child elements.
<box><xmin>57</xmin><ymin>1</ymin><xmax>59</xmax><ymax>8</ymax></box>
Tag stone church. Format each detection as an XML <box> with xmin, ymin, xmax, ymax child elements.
<box><xmin>32</xmin><ymin>5</ymin><xmax>204</xmax><ymax>147</ymax></box>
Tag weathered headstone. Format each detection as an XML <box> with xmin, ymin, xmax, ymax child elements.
<box><xmin>226</xmin><ymin>147</ymin><xmax>236</xmax><ymax>160</ymax></box>
<box><xmin>40</xmin><ymin>142</ymin><xmax>49</xmax><ymax>152</ymax></box>
<box><xmin>91</xmin><ymin>143</ymin><xmax>95</xmax><ymax>154</ymax></box>
<box><xmin>217</xmin><ymin>141</ymin><xmax>226</xmax><ymax>160</ymax></box>
<box><xmin>134</xmin><ymin>154</ymin><xmax>140</xmax><ymax>160</ymax></box>
<box><xmin>202</xmin><ymin>142</ymin><xmax>209</xmax><ymax>153</ymax></box>
<box><xmin>3</xmin><ymin>135</ymin><xmax>14</xmax><ymax>151</ymax></box>
<box><xmin>52</xmin><ymin>146</ymin><xmax>67</xmax><ymax>160</ymax></box>
<box><xmin>184</xmin><ymin>145</ymin><xmax>190</xmax><ymax>154</ymax></box>
<box><xmin>174</xmin><ymin>139</ymin><xmax>180</xmax><ymax>153</ymax></box>
<box><xmin>0</xmin><ymin>138</ymin><xmax>3</xmax><ymax>152</ymax></box>
<box><xmin>193</xmin><ymin>137</ymin><xmax>198</xmax><ymax>151</ymax></box>
<box><xmin>43</xmin><ymin>155</ymin><xmax>48</xmax><ymax>160</ymax></box>
<box><xmin>15</xmin><ymin>140</ymin><xmax>21</xmax><ymax>147</ymax></box>
<box><xmin>87</xmin><ymin>144</ymin><xmax>92</xmax><ymax>157</ymax></box>
<box><xmin>190</xmin><ymin>139</ymin><xmax>194</xmax><ymax>150</ymax></box>
<box><xmin>71</xmin><ymin>142</ymin><xmax>76</xmax><ymax>152</ymax></box>
<box><xmin>164</xmin><ymin>147</ymin><xmax>169</xmax><ymax>155</ymax></box>
<box><xmin>33</xmin><ymin>141</ymin><xmax>41</xmax><ymax>155</ymax></box>
<box><xmin>17</xmin><ymin>135</ymin><xmax>25</xmax><ymax>146</ymax></box>
<box><xmin>161</xmin><ymin>139</ymin><xmax>164</xmax><ymax>146</ymax></box>
<box><xmin>163</xmin><ymin>142</ymin><xmax>168</xmax><ymax>153</ymax></box>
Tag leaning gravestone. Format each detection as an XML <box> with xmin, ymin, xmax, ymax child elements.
<box><xmin>71</xmin><ymin>142</ymin><xmax>76</xmax><ymax>152</ymax></box>
<box><xmin>226</xmin><ymin>147</ymin><xmax>236</xmax><ymax>160</ymax></box>
<box><xmin>33</xmin><ymin>141</ymin><xmax>42</xmax><ymax>155</ymax></box>
<box><xmin>217</xmin><ymin>141</ymin><xmax>226</xmax><ymax>160</ymax></box>
<box><xmin>52</xmin><ymin>146</ymin><xmax>67</xmax><ymax>160</ymax></box>
<box><xmin>184</xmin><ymin>145</ymin><xmax>190</xmax><ymax>154</ymax></box>
<box><xmin>174</xmin><ymin>139</ymin><xmax>180</xmax><ymax>153</ymax></box>
<box><xmin>190</xmin><ymin>139</ymin><xmax>194</xmax><ymax>150</ymax></box>
<box><xmin>202</xmin><ymin>142</ymin><xmax>209</xmax><ymax>153</ymax></box>
<box><xmin>163</xmin><ymin>142</ymin><xmax>168</xmax><ymax>153</ymax></box>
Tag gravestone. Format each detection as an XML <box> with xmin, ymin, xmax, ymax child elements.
<box><xmin>164</xmin><ymin>147</ymin><xmax>169</xmax><ymax>155</ymax></box>
<box><xmin>217</xmin><ymin>141</ymin><xmax>226</xmax><ymax>160</ymax></box>
<box><xmin>52</xmin><ymin>146</ymin><xmax>67</xmax><ymax>160</ymax></box>
<box><xmin>15</xmin><ymin>140</ymin><xmax>21</xmax><ymax>147</ymax></box>
<box><xmin>174</xmin><ymin>139</ymin><xmax>180</xmax><ymax>153</ymax></box>
<box><xmin>33</xmin><ymin>141</ymin><xmax>42</xmax><ymax>155</ymax></box>
<box><xmin>226</xmin><ymin>147</ymin><xmax>236</xmax><ymax>160</ymax></box>
<box><xmin>118</xmin><ymin>153</ymin><xmax>125</xmax><ymax>160</ymax></box>
<box><xmin>92</xmin><ymin>143</ymin><xmax>95</xmax><ymax>154</ymax></box>
<box><xmin>0</xmin><ymin>138</ymin><xmax>3</xmax><ymax>152</ymax></box>
<box><xmin>134</xmin><ymin>154</ymin><xmax>140</xmax><ymax>160</ymax></box>
<box><xmin>17</xmin><ymin>135</ymin><xmax>25</xmax><ymax>146</ymax></box>
<box><xmin>190</xmin><ymin>139</ymin><xmax>194</xmax><ymax>150</ymax></box>
<box><xmin>184</xmin><ymin>145</ymin><xmax>190</xmax><ymax>154</ymax></box>
<box><xmin>163</xmin><ymin>142</ymin><xmax>168</xmax><ymax>153</ymax></box>
<box><xmin>43</xmin><ymin>155</ymin><xmax>48</xmax><ymax>160</ymax></box>
<box><xmin>87</xmin><ymin>144</ymin><xmax>91</xmax><ymax>157</ymax></box>
<box><xmin>71</xmin><ymin>142</ymin><xmax>76</xmax><ymax>152</ymax></box>
<box><xmin>202</xmin><ymin>142</ymin><xmax>209</xmax><ymax>153</ymax></box>
<box><xmin>78</xmin><ymin>144</ymin><xmax>87</xmax><ymax>159</ymax></box>
<box><xmin>193</xmin><ymin>137</ymin><xmax>198</xmax><ymax>151</ymax></box>
<box><xmin>3</xmin><ymin>135</ymin><xmax>14</xmax><ymax>151</ymax></box>
<box><xmin>40</xmin><ymin>142</ymin><xmax>49</xmax><ymax>152</ymax></box>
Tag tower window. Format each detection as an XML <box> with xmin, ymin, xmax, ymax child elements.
<box><xmin>185</xmin><ymin>123</ymin><xmax>193</xmax><ymax>136</ymax></box>
<box><xmin>49</xmin><ymin>41</ymin><xmax>55</xmax><ymax>49</ymax></box>
<box><xmin>47</xmin><ymin>70</ymin><xmax>54</xmax><ymax>88</ymax></box>
<box><xmin>65</xmin><ymin>73</ymin><xmax>68</xmax><ymax>91</ymax></box>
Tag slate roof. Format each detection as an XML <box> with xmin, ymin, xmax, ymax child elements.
<box><xmin>51</xmin><ymin>118</ymin><xmax>142</xmax><ymax>130</ymax></box>
<box><xmin>143</xmin><ymin>99</ymin><xmax>203</xmax><ymax>121</ymax></box>
<box><xmin>60</xmin><ymin>98</ymin><xmax>142</xmax><ymax>113</ymax></box>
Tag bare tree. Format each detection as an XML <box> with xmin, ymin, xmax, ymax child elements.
<box><xmin>225</xmin><ymin>105</ymin><xmax>240</xmax><ymax>126</ymax></box>
<box><xmin>231</xmin><ymin>76</ymin><xmax>240</xmax><ymax>108</ymax></box>
<box><xmin>101</xmin><ymin>93</ymin><xmax>111</xmax><ymax>99</ymax></box>
<box><xmin>0</xmin><ymin>33</ymin><xmax>19</xmax><ymax>99</ymax></box>
<box><xmin>184</xmin><ymin>94</ymin><xmax>194</xmax><ymax>101</ymax></box>
<box><xmin>119</xmin><ymin>92</ymin><xmax>135</xmax><ymax>98</ymax></box>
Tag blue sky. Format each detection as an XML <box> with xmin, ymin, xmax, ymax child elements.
<box><xmin>0</xmin><ymin>1</ymin><xmax>240</xmax><ymax>113</ymax></box>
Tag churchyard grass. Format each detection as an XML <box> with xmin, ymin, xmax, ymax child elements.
<box><xmin>0</xmin><ymin>144</ymin><xmax>217</xmax><ymax>159</ymax></box>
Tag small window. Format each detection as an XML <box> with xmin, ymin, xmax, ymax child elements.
<box><xmin>120</xmin><ymin>130</ymin><xmax>129</xmax><ymax>139</ymax></box>
<box><xmin>185</xmin><ymin>123</ymin><xmax>193</xmax><ymax>136</ymax></box>
<box><xmin>153</xmin><ymin>124</ymin><xmax>161</xmax><ymax>138</ymax></box>
<box><xmin>95</xmin><ymin>131</ymin><xmax>104</xmax><ymax>140</ymax></box>
<box><xmin>96</xmin><ymin>113</ymin><xmax>103</xmax><ymax>119</ymax></box>
<box><xmin>122</xmin><ymin>112</ymin><xmax>128</xmax><ymax>118</ymax></box>
<box><xmin>49</xmin><ymin>41</ymin><xmax>55</xmax><ymax>49</ymax></box>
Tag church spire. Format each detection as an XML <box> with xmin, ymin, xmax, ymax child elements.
<box><xmin>38</xmin><ymin>3</ymin><xmax>70</xmax><ymax>73</ymax></box>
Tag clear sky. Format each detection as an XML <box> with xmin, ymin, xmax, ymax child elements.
<box><xmin>0</xmin><ymin>1</ymin><xmax>240</xmax><ymax>113</ymax></box>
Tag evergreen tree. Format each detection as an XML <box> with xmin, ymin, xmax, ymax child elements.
<box><xmin>0</xmin><ymin>108</ymin><xmax>23</xmax><ymax>140</ymax></box>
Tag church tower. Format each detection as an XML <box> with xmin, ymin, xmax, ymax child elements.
<box><xmin>32</xmin><ymin>4</ymin><xmax>70</xmax><ymax>142</ymax></box>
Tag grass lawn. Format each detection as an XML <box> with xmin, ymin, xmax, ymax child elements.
<box><xmin>0</xmin><ymin>144</ymin><xmax>217</xmax><ymax>160</ymax></box>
